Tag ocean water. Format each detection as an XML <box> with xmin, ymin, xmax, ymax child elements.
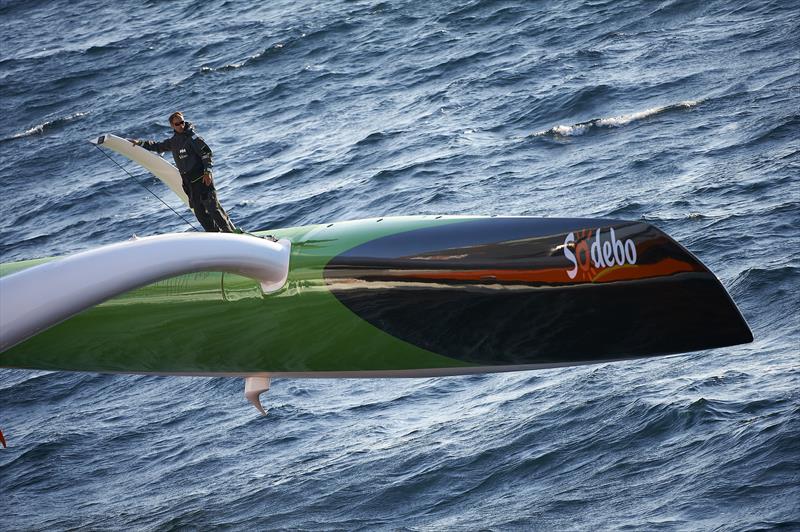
<box><xmin>1</xmin><ymin>0</ymin><xmax>799</xmax><ymax>529</ymax></box>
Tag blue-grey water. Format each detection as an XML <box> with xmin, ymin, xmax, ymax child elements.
<box><xmin>1</xmin><ymin>0</ymin><xmax>799</xmax><ymax>529</ymax></box>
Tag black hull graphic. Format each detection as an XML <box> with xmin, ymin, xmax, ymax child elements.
<box><xmin>324</xmin><ymin>218</ymin><xmax>752</xmax><ymax>366</ymax></box>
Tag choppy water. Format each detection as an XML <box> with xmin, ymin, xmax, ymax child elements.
<box><xmin>1</xmin><ymin>0</ymin><xmax>799</xmax><ymax>529</ymax></box>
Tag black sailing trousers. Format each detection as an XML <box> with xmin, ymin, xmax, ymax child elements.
<box><xmin>184</xmin><ymin>179</ymin><xmax>236</xmax><ymax>233</ymax></box>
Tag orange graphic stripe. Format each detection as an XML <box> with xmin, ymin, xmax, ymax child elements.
<box><xmin>392</xmin><ymin>258</ymin><xmax>703</xmax><ymax>284</ymax></box>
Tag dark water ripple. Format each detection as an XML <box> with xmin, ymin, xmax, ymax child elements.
<box><xmin>1</xmin><ymin>0</ymin><xmax>799</xmax><ymax>529</ymax></box>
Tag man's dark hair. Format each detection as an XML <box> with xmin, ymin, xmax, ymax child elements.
<box><xmin>168</xmin><ymin>111</ymin><xmax>184</xmax><ymax>125</ymax></box>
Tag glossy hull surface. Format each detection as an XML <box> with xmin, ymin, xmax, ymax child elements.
<box><xmin>0</xmin><ymin>216</ymin><xmax>752</xmax><ymax>375</ymax></box>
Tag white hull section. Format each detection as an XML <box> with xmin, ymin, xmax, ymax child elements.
<box><xmin>53</xmin><ymin>356</ymin><xmax>647</xmax><ymax>379</ymax></box>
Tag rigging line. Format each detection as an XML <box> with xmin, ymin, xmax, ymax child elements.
<box><xmin>91</xmin><ymin>143</ymin><xmax>199</xmax><ymax>232</ymax></box>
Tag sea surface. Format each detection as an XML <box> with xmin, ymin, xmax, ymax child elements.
<box><xmin>1</xmin><ymin>0</ymin><xmax>799</xmax><ymax>529</ymax></box>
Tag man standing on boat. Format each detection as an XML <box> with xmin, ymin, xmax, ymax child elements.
<box><xmin>129</xmin><ymin>112</ymin><xmax>236</xmax><ymax>232</ymax></box>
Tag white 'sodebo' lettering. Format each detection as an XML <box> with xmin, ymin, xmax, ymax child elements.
<box><xmin>564</xmin><ymin>228</ymin><xmax>637</xmax><ymax>279</ymax></box>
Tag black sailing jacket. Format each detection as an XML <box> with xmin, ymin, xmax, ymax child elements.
<box><xmin>140</xmin><ymin>122</ymin><xmax>213</xmax><ymax>182</ymax></box>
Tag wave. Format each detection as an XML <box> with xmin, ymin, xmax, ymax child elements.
<box><xmin>532</xmin><ymin>100</ymin><xmax>700</xmax><ymax>137</ymax></box>
<box><xmin>199</xmin><ymin>43</ymin><xmax>286</xmax><ymax>73</ymax></box>
<box><xmin>198</xmin><ymin>19</ymin><xmax>355</xmax><ymax>75</ymax></box>
<box><xmin>0</xmin><ymin>111</ymin><xmax>88</xmax><ymax>142</ymax></box>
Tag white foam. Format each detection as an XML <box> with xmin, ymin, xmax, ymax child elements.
<box><xmin>550</xmin><ymin>124</ymin><xmax>588</xmax><ymax>136</ymax></box>
<box><xmin>534</xmin><ymin>100</ymin><xmax>700</xmax><ymax>137</ymax></box>
<box><xmin>6</xmin><ymin>112</ymin><xmax>87</xmax><ymax>140</ymax></box>
<box><xmin>597</xmin><ymin>100</ymin><xmax>698</xmax><ymax>128</ymax></box>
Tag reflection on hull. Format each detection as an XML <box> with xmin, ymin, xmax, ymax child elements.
<box><xmin>326</xmin><ymin>274</ymin><xmax>749</xmax><ymax>366</ymax></box>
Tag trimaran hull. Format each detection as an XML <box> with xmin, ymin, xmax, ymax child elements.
<box><xmin>1</xmin><ymin>216</ymin><xmax>751</xmax><ymax>376</ymax></box>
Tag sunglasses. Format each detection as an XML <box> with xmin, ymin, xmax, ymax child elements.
<box><xmin>172</xmin><ymin>120</ymin><xmax>185</xmax><ymax>127</ymax></box>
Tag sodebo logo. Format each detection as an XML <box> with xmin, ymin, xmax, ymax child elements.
<box><xmin>564</xmin><ymin>227</ymin><xmax>637</xmax><ymax>279</ymax></box>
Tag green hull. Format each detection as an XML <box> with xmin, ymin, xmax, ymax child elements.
<box><xmin>0</xmin><ymin>217</ymin><xmax>471</xmax><ymax>375</ymax></box>
<box><xmin>0</xmin><ymin>215</ymin><xmax>752</xmax><ymax>376</ymax></box>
